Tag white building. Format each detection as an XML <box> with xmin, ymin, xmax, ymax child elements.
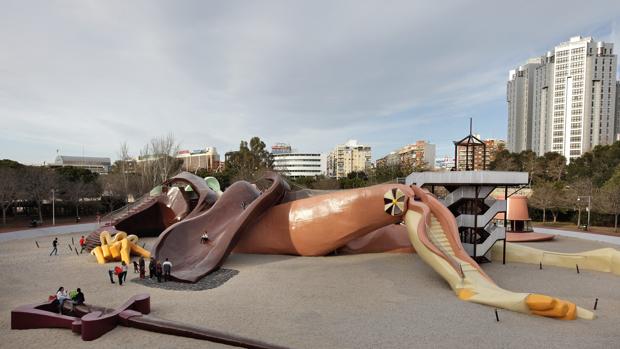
<box><xmin>176</xmin><ymin>147</ymin><xmax>220</xmax><ymax>172</ymax></box>
<box><xmin>53</xmin><ymin>155</ymin><xmax>111</xmax><ymax>174</ymax></box>
<box><xmin>272</xmin><ymin>153</ymin><xmax>327</xmax><ymax>178</ymax></box>
<box><xmin>327</xmin><ymin>140</ymin><xmax>372</xmax><ymax>179</ymax></box>
<box><xmin>507</xmin><ymin>36</ymin><xmax>618</xmax><ymax>159</ymax></box>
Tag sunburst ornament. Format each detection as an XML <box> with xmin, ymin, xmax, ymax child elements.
<box><xmin>384</xmin><ymin>188</ymin><xmax>406</xmax><ymax>216</ymax></box>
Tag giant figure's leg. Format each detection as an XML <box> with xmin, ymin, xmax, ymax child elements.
<box><xmin>235</xmin><ymin>184</ymin><xmax>414</xmax><ymax>256</ymax></box>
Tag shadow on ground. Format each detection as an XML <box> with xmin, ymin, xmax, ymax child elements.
<box><xmin>130</xmin><ymin>268</ymin><xmax>239</xmax><ymax>291</ymax></box>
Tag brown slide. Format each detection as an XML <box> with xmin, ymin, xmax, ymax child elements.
<box><xmin>152</xmin><ymin>172</ymin><xmax>289</xmax><ymax>283</ymax></box>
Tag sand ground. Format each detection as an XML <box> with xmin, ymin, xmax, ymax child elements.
<box><xmin>1</xmin><ymin>233</ymin><xmax>619</xmax><ymax>349</ymax></box>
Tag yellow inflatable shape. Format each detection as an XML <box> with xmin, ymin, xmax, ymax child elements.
<box><xmin>404</xmin><ymin>210</ymin><xmax>595</xmax><ymax>320</ymax></box>
<box><xmin>90</xmin><ymin>231</ymin><xmax>150</xmax><ymax>265</ymax></box>
<box><xmin>491</xmin><ymin>241</ymin><xmax>620</xmax><ymax>276</ymax></box>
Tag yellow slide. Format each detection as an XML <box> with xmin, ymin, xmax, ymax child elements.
<box><xmin>404</xmin><ymin>186</ymin><xmax>595</xmax><ymax>320</ymax></box>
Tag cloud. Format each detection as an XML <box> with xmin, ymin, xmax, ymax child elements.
<box><xmin>1</xmin><ymin>0</ymin><xmax>619</xmax><ymax>164</ymax></box>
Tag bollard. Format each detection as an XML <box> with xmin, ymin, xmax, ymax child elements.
<box><xmin>539</xmin><ymin>262</ymin><xmax>542</xmax><ymax>270</ymax></box>
<box><xmin>576</xmin><ymin>264</ymin><xmax>580</xmax><ymax>274</ymax></box>
<box><xmin>72</xmin><ymin>237</ymin><xmax>74</xmax><ymax>245</ymax></box>
<box><xmin>68</xmin><ymin>245</ymin><xmax>72</xmax><ymax>251</ymax></box>
<box><xmin>74</xmin><ymin>247</ymin><xmax>79</xmax><ymax>256</ymax></box>
<box><xmin>35</xmin><ymin>241</ymin><xmax>39</xmax><ymax>248</ymax></box>
<box><xmin>494</xmin><ymin>309</ymin><xmax>499</xmax><ymax>322</ymax></box>
<box><xmin>594</xmin><ymin>298</ymin><xmax>598</xmax><ymax>310</ymax></box>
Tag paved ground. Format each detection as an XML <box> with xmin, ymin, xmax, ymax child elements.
<box><xmin>0</xmin><ymin>223</ymin><xmax>98</xmax><ymax>243</ymax></box>
<box><xmin>534</xmin><ymin>227</ymin><xmax>620</xmax><ymax>246</ymax></box>
<box><xmin>1</xmin><ymin>232</ymin><xmax>619</xmax><ymax>348</ymax></box>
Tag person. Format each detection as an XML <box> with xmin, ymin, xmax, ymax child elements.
<box><xmin>162</xmin><ymin>258</ymin><xmax>172</xmax><ymax>282</ymax></box>
<box><xmin>138</xmin><ymin>257</ymin><xmax>146</xmax><ymax>279</ymax></box>
<box><xmin>96</xmin><ymin>213</ymin><xmax>101</xmax><ymax>224</ymax></box>
<box><xmin>56</xmin><ymin>286</ymin><xmax>69</xmax><ymax>314</ymax></box>
<box><xmin>200</xmin><ymin>233</ymin><xmax>209</xmax><ymax>244</ymax></box>
<box><xmin>50</xmin><ymin>238</ymin><xmax>58</xmax><ymax>256</ymax></box>
<box><xmin>107</xmin><ymin>267</ymin><xmax>116</xmax><ymax>284</ymax></box>
<box><xmin>121</xmin><ymin>261</ymin><xmax>128</xmax><ymax>284</ymax></box>
<box><xmin>79</xmin><ymin>236</ymin><xmax>86</xmax><ymax>253</ymax></box>
<box><xmin>132</xmin><ymin>260</ymin><xmax>139</xmax><ymax>273</ymax></box>
<box><xmin>148</xmin><ymin>257</ymin><xmax>156</xmax><ymax>279</ymax></box>
<box><xmin>69</xmin><ymin>288</ymin><xmax>86</xmax><ymax>312</ymax></box>
<box><xmin>115</xmin><ymin>264</ymin><xmax>124</xmax><ymax>285</ymax></box>
<box><xmin>155</xmin><ymin>260</ymin><xmax>163</xmax><ymax>283</ymax></box>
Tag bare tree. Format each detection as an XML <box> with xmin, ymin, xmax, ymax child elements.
<box><xmin>22</xmin><ymin>167</ymin><xmax>55</xmax><ymax>223</ymax></box>
<box><xmin>136</xmin><ymin>134</ymin><xmax>182</xmax><ymax>194</ymax></box>
<box><xmin>0</xmin><ymin>168</ymin><xmax>20</xmax><ymax>225</ymax></box>
<box><xmin>595</xmin><ymin>168</ymin><xmax>620</xmax><ymax>232</ymax></box>
<box><xmin>530</xmin><ymin>181</ymin><xmax>566</xmax><ymax>223</ymax></box>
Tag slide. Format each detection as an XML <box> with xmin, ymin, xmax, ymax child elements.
<box><xmin>405</xmin><ymin>186</ymin><xmax>594</xmax><ymax>320</ymax></box>
<box><xmin>152</xmin><ymin>172</ymin><xmax>289</xmax><ymax>283</ymax></box>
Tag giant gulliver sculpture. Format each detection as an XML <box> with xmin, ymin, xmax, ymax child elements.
<box><xmin>88</xmin><ymin>172</ymin><xmax>620</xmax><ymax>321</ymax></box>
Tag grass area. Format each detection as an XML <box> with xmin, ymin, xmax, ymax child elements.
<box><xmin>532</xmin><ymin>221</ymin><xmax>619</xmax><ymax>235</ymax></box>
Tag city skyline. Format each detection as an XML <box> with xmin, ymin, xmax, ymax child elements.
<box><xmin>1</xmin><ymin>1</ymin><xmax>620</xmax><ymax>164</ymax></box>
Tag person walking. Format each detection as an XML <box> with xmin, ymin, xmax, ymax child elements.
<box><xmin>107</xmin><ymin>267</ymin><xmax>116</xmax><ymax>284</ymax></box>
<box><xmin>138</xmin><ymin>257</ymin><xmax>146</xmax><ymax>279</ymax></box>
<box><xmin>79</xmin><ymin>236</ymin><xmax>86</xmax><ymax>253</ymax></box>
<box><xmin>155</xmin><ymin>260</ymin><xmax>163</xmax><ymax>283</ymax></box>
<box><xmin>115</xmin><ymin>264</ymin><xmax>124</xmax><ymax>285</ymax></box>
<box><xmin>50</xmin><ymin>238</ymin><xmax>58</xmax><ymax>256</ymax></box>
<box><xmin>162</xmin><ymin>258</ymin><xmax>172</xmax><ymax>282</ymax></box>
<box><xmin>121</xmin><ymin>261</ymin><xmax>128</xmax><ymax>284</ymax></box>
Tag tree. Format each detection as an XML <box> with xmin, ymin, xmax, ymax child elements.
<box><xmin>225</xmin><ymin>137</ymin><xmax>273</xmax><ymax>181</ymax></box>
<box><xmin>22</xmin><ymin>167</ymin><xmax>55</xmax><ymax>223</ymax></box>
<box><xmin>530</xmin><ymin>181</ymin><xmax>566</xmax><ymax>223</ymax></box>
<box><xmin>0</xmin><ymin>167</ymin><xmax>20</xmax><ymax>225</ymax></box>
<box><xmin>567</xmin><ymin>141</ymin><xmax>620</xmax><ymax>186</ymax></box>
<box><xmin>137</xmin><ymin>134</ymin><xmax>183</xmax><ymax>193</ymax></box>
<box><xmin>55</xmin><ymin>166</ymin><xmax>101</xmax><ymax>218</ymax></box>
<box><xmin>489</xmin><ymin>150</ymin><xmax>521</xmax><ymax>171</ymax></box>
<box><xmin>595</xmin><ymin>167</ymin><xmax>620</xmax><ymax>232</ymax></box>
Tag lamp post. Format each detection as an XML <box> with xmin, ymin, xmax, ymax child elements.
<box><xmin>51</xmin><ymin>189</ymin><xmax>55</xmax><ymax>226</ymax></box>
<box><xmin>577</xmin><ymin>196</ymin><xmax>591</xmax><ymax>231</ymax></box>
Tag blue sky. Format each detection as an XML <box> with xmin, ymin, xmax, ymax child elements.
<box><xmin>1</xmin><ymin>0</ymin><xmax>619</xmax><ymax>164</ymax></box>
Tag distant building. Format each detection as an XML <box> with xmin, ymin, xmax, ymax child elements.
<box><xmin>176</xmin><ymin>147</ymin><xmax>220</xmax><ymax>172</ymax></box>
<box><xmin>507</xmin><ymin>36</ymin><xmax>618</xmax><ymax>159</ymax></box>
<box><xmin>52</xmin><ymin>155</ymin><xmax>111</xmax><ymax>174</ymax></box>
<box><xmin>376</xmin><ymin>140</ymin><xmax>436</xmax><ymax>170</ymax></box>
<box><xmin>271</xmin><ymin>143</ymin><xmax>292</xmax><ymax>154</ymax></box>
<box><xmin>455</xmin><ymin>136</ymin><xmax>505</xmax><ymax>171</ymax></box>
<box><xmin>272</xmin><ymin>153</ymin><xmax>327</xmax><ymax>178</ymax></box>
<box><xmin>327</xmin><ymin>140</ymin><xmax>372</xmax><ymax>179</ymax></box>
<box><xmin>616</xmin><ymin>81</ymin><xmax>620</xmax><ymax>141</ymax></box>
<box><xmin>435</xmin><ymin>156</ymin><xmax>455</xmax><ymax>171</ymax></box>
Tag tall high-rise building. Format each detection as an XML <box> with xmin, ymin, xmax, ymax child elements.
<box><xmin>616</xmin><ymin>81</ymin><xmax>620</xmax><ymax>141</ymax></box>
<box><xmin>327</xmin><ymin>140</ymin><xmax>372</xmax><ymax>179</ymax></box>
<box><xmin>507</xmin><ymin>36</ymin><xmax>618</xmax><ymax>160</ymax></box>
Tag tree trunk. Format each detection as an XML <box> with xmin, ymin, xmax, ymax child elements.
<box><xmin>542</xmin><ymin>208</ymin><xmax>546</xmax><ymax>223</ymax></box>
<box><xmin>615</xmin><ymin>214</ymin><xmax>618</xmax><ymax>233</ymax></box>
<box><xmin>37</xmin><ymin>201</ymin><xmax>43</xmax><ymax>223</ymax></box>
<box><xmin>2</xmin><ymin>207</ymin><xmax>6</xmax><ymax>225</ymax></box>
<box><xmin>552</xmin><ymin>210</ymin><xmax>557</xmax><ymax>223</ymax></box>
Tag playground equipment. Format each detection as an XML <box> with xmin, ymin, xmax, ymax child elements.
<box><xmin>90</xmin><ymin>231</ymin><xmax>150</xmax><ymax>265</ymax></box>
<box><xmin>84</xmin><ymin>171</ymin><xmax>619</xmax><ymax>320</ymax></box>
<box><xmin>11</xmin><ymin>294</ymin><xmax>285</xmax><ymax>348</ymax></box>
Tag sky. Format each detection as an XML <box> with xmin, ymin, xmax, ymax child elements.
<box><xmin>1</xmin><ymin>0</ymin><xmax>620</xmax><ymax>165</ymax></box>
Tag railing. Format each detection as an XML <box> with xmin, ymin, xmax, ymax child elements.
<box><xmin>99</xmin><ymin>192</ymin><xmax>161</xmax><ymax>227</ymax></box>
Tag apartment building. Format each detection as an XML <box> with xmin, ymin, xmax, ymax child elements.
<box><xmin>327</xmin><ymin>140</ymin><xmax>372</xmax><ymax>179</ymax></box>
<box><xmin>507</xmin><ymin>36</ymin><xmax>618</xmax><ymax>160</ymax></box>
<box><xmin>376</xmin><ymin>140</ymin><xmax>436</xmax><ymax>170</ymax></box>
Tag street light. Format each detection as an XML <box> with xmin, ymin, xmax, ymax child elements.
<box><xmin>51</xmin><ymin>188</ymin><xmax>56</xmax><ymax>226</ymax></box>
<box><xmin>577</xmin><ymin>196</ymin><xmax>591</xmax><ymax>231</ymax></box>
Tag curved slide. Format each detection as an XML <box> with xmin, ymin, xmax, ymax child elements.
<box><xmin>152</xmin><ymin>172</ymin><xmax>289</xmax><ymax>282</ymax></box>
<box><xmin>405</xmin><ymin>186</ymin><xmax>595</xmax><ymax>320</ymax></box>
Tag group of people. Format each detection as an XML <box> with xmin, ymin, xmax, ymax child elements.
<box><xmin>54</xmin><ymin>286</ymin><xmax>85</xmax><ymax>314</ymax></box>
<box><xmin>107</xmin><ymin>257</ymin><xmax>173</xmax><ymax>284</ymax></box>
